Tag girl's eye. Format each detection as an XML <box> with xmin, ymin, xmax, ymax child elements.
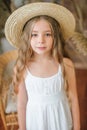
<box><xmin>45</xmin><ymin>33</ymin><xmax>52</xmax><ymax>36</ymax></box>
<box><xmin>31</xmin><ymin>34</ymin><xmax>38</xmax><ymax>37</ymax></box>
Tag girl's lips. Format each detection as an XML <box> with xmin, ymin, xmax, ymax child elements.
<box><xmin>37</xmin><ymin>47</ymin><xmax>46</xmax><ymax>50</ymax></box>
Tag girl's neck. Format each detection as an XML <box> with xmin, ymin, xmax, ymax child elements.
<box><xmin>32</xmin><ymin>53</ymin><xmax>53</xmax><ymax>62</ymax></box>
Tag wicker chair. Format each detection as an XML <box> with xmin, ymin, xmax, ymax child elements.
<box><xmin>0</xmin><ymin>50</ymin><xmax>18</xmax><ymax>130</ymax></box>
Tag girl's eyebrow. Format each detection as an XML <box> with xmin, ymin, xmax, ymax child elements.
<box><xmin>32</xmin><ymin>30</ymin><xmax>52</xmax><ymax>32</ymax></box>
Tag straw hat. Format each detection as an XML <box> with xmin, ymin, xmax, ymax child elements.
<box><xmin>5</xmin><ymin>2</ymin><xmax>75</xmax><ymax>48</ymax></box>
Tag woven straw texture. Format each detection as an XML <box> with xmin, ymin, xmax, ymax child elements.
<box><xmin>0</xmin><ymin>50</ymin><xmax>18</xmax><ymax>130</ymax></box>
<box><xmin>5</xmin><ymin>2</ymin><xmax>75</xmax><ymax>48</ymax></box>
<box><xmin>71</xmin><ymin>32</ymin><xmax>87</xmax><ymax>56</ymax></box>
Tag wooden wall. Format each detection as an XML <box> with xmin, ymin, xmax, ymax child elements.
<box><xmin>76</xmin><ymin>69</ymin><xmax>87</xmax><ymax>130</ymax></box>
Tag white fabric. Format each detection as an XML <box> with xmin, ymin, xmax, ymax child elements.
<box><xmin>25</xmin><ymin>65</ymin><xmax>72</xmax><ymax>130</ymax></box>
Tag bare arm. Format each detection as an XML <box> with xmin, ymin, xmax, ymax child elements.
<box><xmin>17</xmin><ymin>80</ymin><xmax>28</xmax><ymax>130</ymax></box>
<box><xmin>64</xmin><ymin>58</ymin><xmax>80</xmax><ymax>130</ymax></box>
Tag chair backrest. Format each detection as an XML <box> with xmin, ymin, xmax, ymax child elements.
<box><xmin>0</xmin><ymin>50</ymin><xmax>18</xmax><ymax>108</ymax></box>
<box><xmin>0</xmin><ymin>50</ymin><xmax>18</xmax><ymax>130</ymax></box>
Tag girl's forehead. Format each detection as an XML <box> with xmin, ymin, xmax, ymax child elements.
<box><xmin>32</xmin><ymin>19</ymin><xmax>52</xmax><ymax>31</ymax></box>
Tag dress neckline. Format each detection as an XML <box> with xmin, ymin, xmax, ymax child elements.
<box><xmin>26</xmin><ymin>64</ymin><xmax>61</xmax><ymax>80</ymax></box>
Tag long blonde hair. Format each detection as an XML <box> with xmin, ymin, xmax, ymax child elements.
<box><xmin>13</xmin><ymin>15</ymin><xmax>66</xmax><ymax>93</ymax></box>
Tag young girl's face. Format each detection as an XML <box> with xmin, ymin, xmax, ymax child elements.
<box><xmin>30</xmin><ymin>19</ymin><xmax>54</xmax><ymax>55</ymax></box>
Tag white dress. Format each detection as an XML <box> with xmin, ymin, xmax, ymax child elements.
<box><xmin>25</xmin><ymin>65</ymin><xmax>72</xmax><ymax>130</ymax></box>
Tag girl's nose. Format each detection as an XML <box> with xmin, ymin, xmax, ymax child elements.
<box><xmin>38</xmin><ymin>34</ymin><xmax>45</xmax><ymax>43</ymax></box>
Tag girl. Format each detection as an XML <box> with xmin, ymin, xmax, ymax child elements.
<box><xmin>5</xmin><ymin>2</ymin><xmax>80</xmax><ymax>130</ymax></box>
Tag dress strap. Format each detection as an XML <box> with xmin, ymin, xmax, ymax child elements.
<box><xmin>58</xmin><ymin>64</ymin><xmax>62</xmax><ymax>74</ymax></box>
<box><xmin>25</xmin><ymin>66</ymin><xmax>30</xmax><ymax>74</ymax></box>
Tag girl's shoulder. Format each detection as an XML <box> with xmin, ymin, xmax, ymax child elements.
<box><xmin>63</xmin><ymin>58</ymin><xmax>75</xmax><ymax>71</ymax></box>
<box><xmin>63</xmin><ymin>58</ymin><xmax>74</xmax><ymax>66</ymax></box>
<box><xmin>63</xmin><ymin>58</ymin><xmax>75</xmax><ymax>79</ymax></box>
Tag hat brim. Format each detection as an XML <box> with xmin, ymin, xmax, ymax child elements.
<box><xmin>5</xmin><ymin>2</ymin><xmax>75</xmax><ymax>48</ymax></box>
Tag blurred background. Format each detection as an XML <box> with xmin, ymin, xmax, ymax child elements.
<box><xmin>0</xmin><ymin>0</ymin><xmax>87</xmax><ymax>130</ymax></box>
